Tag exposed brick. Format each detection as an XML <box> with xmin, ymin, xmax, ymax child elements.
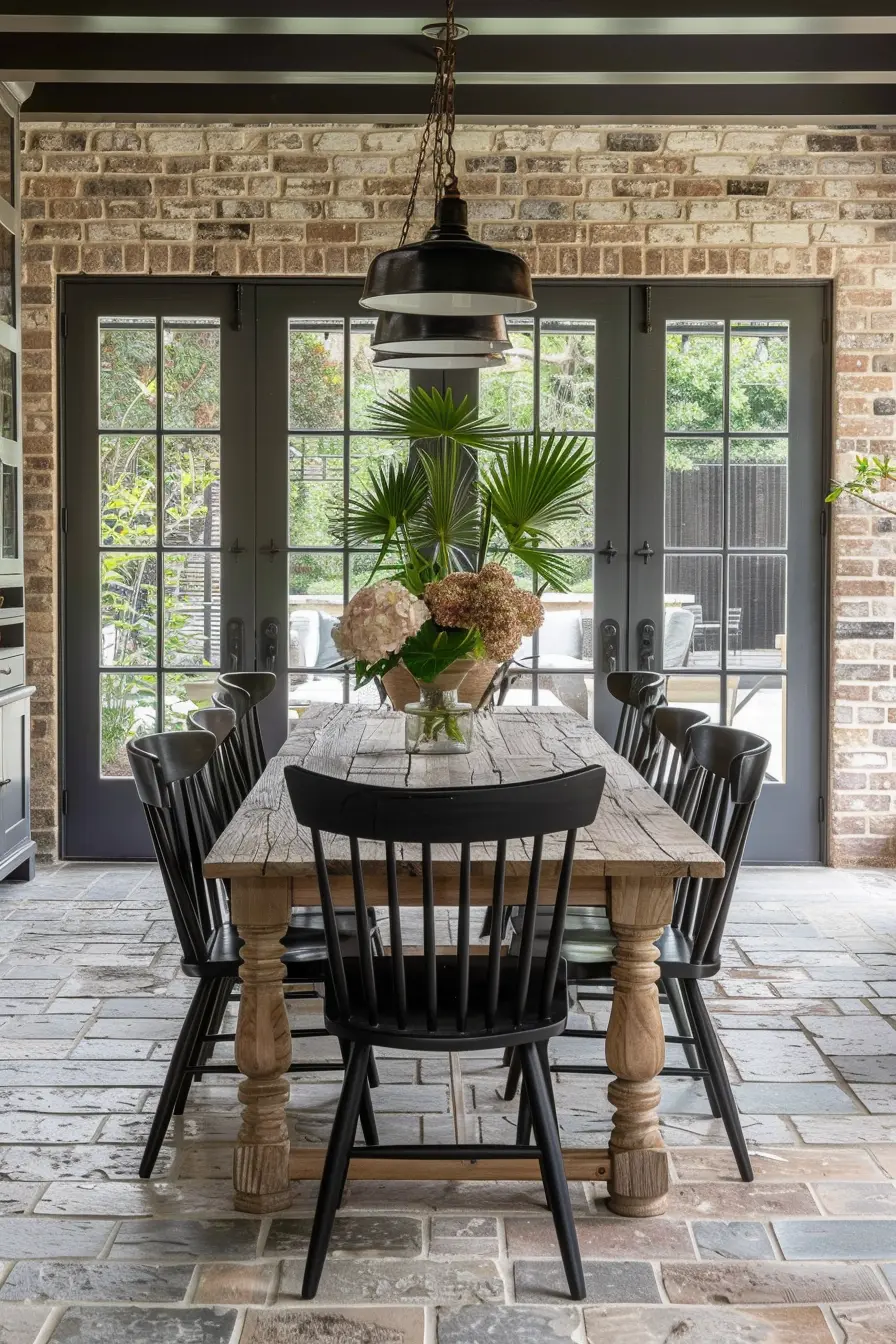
<box><xmin>727</xmin><ymin>179</ymin><xmax>769</xmax><ymax>196</ymax></box>
<box><xmin>606</xmin><ymin>132</ymin><xmax>662</xmax><ymax>153</ymax></box>
<box><xmin>808</xmin><ymin>134</ymin><xmax>859</xmax><ymax>153</ymax></box>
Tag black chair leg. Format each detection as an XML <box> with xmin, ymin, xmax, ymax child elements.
<box><xmin>302</xmin><ymin>1044</ymin><xmax>371</xmax><ymax>1299</ymax></box>
<box><xmin>194</xmin><ymin>978</ymin><xmax>234</xmax><ymax>1082</ymax></box>
<box><xmin>367</xmin><ymin>1052</ymin><xmax>380</xmax><ymax>1089</ymax></box>
<box><xmin>668</xmin><ymin>975</ymin><xmax>721</xmax><ymax>1118</ymax></box>
<box><xmin>520</xmin><ymin>1043</ymin><xmax>585</xmax><ymax>1301</ymax></box>
<box><xmin>515</xmin><ymin>1077</ymin><xmax>532</xmax><ymax>1147</ymax></box>
<box><xmin>504</xmin><ymin>1046</ymin><xmax>523</xmax><ymax>1101</ymax></box>
<box><xmin>683</xmin><ymin>980</ymin><xmax>753</xmax><ymax>1182</ymax></box>
<box><xmin>174</xmin><ymin>979</ymin><xmax>222</xmax><ymax>1116</ymax></box>
<box><xmin>140</xmin><ymin>980</ymin><xmax>215</xmax><ymax>1179</ymax></box>
<box><xmin>339</xmin><ymin>1040</ymin><xmax>378</xmax><ymax>1146</ymax></box>
<box><xmin>662</xmin><ymin>977</ymin><xmax>721</xmax><ymax>1119</ymax></box>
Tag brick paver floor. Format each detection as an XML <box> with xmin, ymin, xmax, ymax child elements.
<box><xmin>2</xmin><ymin>863</ymin><xmax>896</xmax><ymax>1341</ymax></box>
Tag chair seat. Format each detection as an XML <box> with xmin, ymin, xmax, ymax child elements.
<box><xmin>520</xmin><ymin>921</ymin><xmax>719</xmax><ymax>980</ymax></box>
<box><xmin>324</xmin><ymin>956</ymin><xmax>570</xmax><ymax>1052</ymax></box>
<box><xmin>181</xmin><ymin>917</ymin><xmax>372</xmax><ymax>979</ymax></box>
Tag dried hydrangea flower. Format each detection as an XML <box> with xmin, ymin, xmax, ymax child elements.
<box><xmin>333</xmin><ymin>580</ymin><xmax>429</xmax><ymax>665</ymax></box>
<box><xmin>425</xmin><ymin>563</ymin><xmax>544</xmax><ymax>662</ymax></box>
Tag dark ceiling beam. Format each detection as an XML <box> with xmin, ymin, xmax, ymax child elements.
<box><xmin>22</xmin><ymin>80</ymin><xmax>896</xmax><ymax>121</ymax></box>
<box><xmin>6</xmin><ymin>1</ymin><xmax>896</xmax><ymax>17</ymax></box>
<box><xmin>4</xmin><ymin>32</ymin><xmax>895</xmax><ymax>73</ymax></box>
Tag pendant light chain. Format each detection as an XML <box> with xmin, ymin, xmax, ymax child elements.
<box><xmin>398</xmin><ymin>0</ymin><xmax>459</xmax><ymax>248</ymax></box>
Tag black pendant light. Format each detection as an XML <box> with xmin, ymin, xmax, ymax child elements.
<box><xmin>371</xmin><ymin>311</ymin><xmax>511</xmax><ymax>368</ymax></box>
<box><xmin>360</xmin><ymin>1</ymin><xmax>535</xmax><ymax>318</ymax></box>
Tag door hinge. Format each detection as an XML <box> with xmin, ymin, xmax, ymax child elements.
<box><xmin>642</xmin><ymin>285</ymin><xmax>653</xmax><ymax>335</ymax></box>
<box><xmin>822</xmin><ymin>316</ymin><xmax>830</xmax><ymax>344</ymax></box>
<box><xmin>818</xmin><ymin>795</ymin><xmax>826</xmax><ymax>824</ymax></box>
<box><xmin>61</xmin><ymin>788</ymin><xmax>68</xmax><ymax>817</ymax></box>
<box><xmin>233</xmin><ymin>282</ymin><xmax>243</xmax><ymax>332</ymax></box>
<box><xmin>60</xmin><ymin>506</ymin><xmax>68</xmax><ymax>534</ymax></box>
<box><xmin>60</xmin><ymin>311</ymin><xmax>68</xmax><ymax>340</ymax></box>
<box><xmin>820</xmin><ymin>508</ymin><xmax>827</xmax><ymax>538</ymax></box>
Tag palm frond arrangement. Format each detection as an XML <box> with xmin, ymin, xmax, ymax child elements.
<box><xmin>334</xmin><ymin>387</ymin><xmax>595</xmax><ymax>595</ymax></box>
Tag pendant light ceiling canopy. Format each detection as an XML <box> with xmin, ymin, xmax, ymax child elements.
<box><xmin>360</xmin><ymin>1</ymin><xmax>535</xmax><ymax>318</ymax></box>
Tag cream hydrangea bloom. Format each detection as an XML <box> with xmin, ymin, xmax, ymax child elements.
<box><xmin>333</xmin><ymin>580</ymin><xmax>429</xmax><ymax>665</ymax></box>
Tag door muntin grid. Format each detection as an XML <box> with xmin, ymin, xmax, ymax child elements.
<box><xmin>97</xmin><ymin>315</ymin><xmax>222</xmax><ymax>776</ymax></box>
<box><xmin>286</xmin><ymin>314</ymin><xmax>599</xmax><ymax>720</ymax></box>
<box><xmin>663</xmin><ymin>318</ymin><xmax>789</xmax><ymax>781</ymax></box>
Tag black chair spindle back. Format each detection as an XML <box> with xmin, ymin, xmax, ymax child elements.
<box><xmin>187</xmin><ymin>706</ymin><xmax>243</xmax><ymax>830</ymax></box>
<box><xmin>672</xmin><ymin>724</ymin><xmax>771</xmax><ymax>967</ymax></box>
<box><xmin>127</xmin><ymin>730</ymin><xmax>228</xmax><ymax>967</ymax></box>
<box><xmin>607</xmin><ymin>671</ymin><xmax>667</xmax><ymax>765</ymax></box>
<box><xmin>639</xmin><ymin>705</ymin><xmax>710</xmax><ymax>813</ymax></box>
<box><xmin>216</xmin><ymin>671</ymin><xmax>276</xmax><ymax>788</ymax></box>
<box><xmin>284</xmin><ymin>764</ymin><xmax>606</xmax><ymax>1044</ymax></box>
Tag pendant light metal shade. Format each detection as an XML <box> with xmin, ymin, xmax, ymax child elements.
<box><xmin>361</xmin><ymin>193</ymin><xmax>535</xmax><ymax>317</ymax></box>
<box><xmin>371</xmin><ymin>311</ymin><xmax>510</xmax><ymax>357</ymax></box>
<box><xmin>372</xmin><ymin>348</ymin><xmax>506</xmax><ymax>370</ymax></box>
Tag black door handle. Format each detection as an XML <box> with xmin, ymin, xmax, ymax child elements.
<box><xmin>637</xmin><ymin>618</ymin><xmax>656</xmax><ymax>671</ymax></box>
<box><xmin>599</xmin><ymin>618</ymin><xmax>619</xmax><ymax>675</ymax></box>
<box><xmin>261</xmin><ymin>618</ymin><xmax>280</xmax><ymax>673</ymax></box>
<box><xmin>226</xmin><ymin>617</ymin><xmax>244</xmax><ymax>672</ymax></box>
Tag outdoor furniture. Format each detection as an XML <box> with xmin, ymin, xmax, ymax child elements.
<box><xmin>284</xmin><ymin>760</ymin><xmax>607</xmax><ymax>1300</ymax></box>
<box><xmin>204</xmin><ymin>704</ymin><xmax>724</xmax><ymax>1217</ymax></box>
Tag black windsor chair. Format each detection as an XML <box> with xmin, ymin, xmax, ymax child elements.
<box><xmin>607</xmin><ymin>670</ymin><xmax>667</xmax><ymax>766</ymax></box>
<box><xmin>128</xmin><ymin>729</ymin><xmax>379</xmax><ymax>1179</ymax></box>
<box><xmin>214</xmin><ymin>671</ymin><xmax>276</xmax><ymax>788</ymax></box>
<box><xmin>506</xmin><ymin>723</ymin><xmax>770</xmax><ymax>1182</ymax></box>
<box><xmin>284</xmin><ymin>761</ymin><xmax>607</xmax><ymax>1302</ymax></box>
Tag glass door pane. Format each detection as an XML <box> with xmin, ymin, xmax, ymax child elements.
<box><xmin>62</xmin><ymin>282</ymin><xmax>255</xmax><ymax>860</ymax></box>
<box><xmin>631</xmin><ymin>285</ymin><xmax>825</xmax><ymax>862</ymax></box>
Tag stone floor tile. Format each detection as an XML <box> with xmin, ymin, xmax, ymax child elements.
<box><xmin>47</xmin><ymin>1306</ymin><xmax>238</xmax><ymax>1344</ymax></box>
<box><xmin>774</xmin><ymin>1219</ymin><xmax>896</xmax><ymax>1260</ymax></box>
<box><xmin>504</xmin><ymin>1216</ymin><xmax>694</xmax><ymax>1259</ymax></box>
<box><xmin>732</xmin><ymin>1083</ymin><xmax>859</xmax><ymax>1114</ymax></box>
<box><xmin>798</xmin><ymin>1016</ymin><xmax>896</xmax><ymax>1056</ymax></box>
<box><xmin>663</xmin><ymin>1182</ymin><xmax>818</xmax><ymax>1218</ymax></box>
<box><xmin>0</xmin><ymin>1087</ymin><xmax>147</xmax><ymax>1114</ymax></box>
<box><xmin>0</xmin><ymin>1184</ymin><xmax>43</xmax><ymax>1214</ymax></box>
<box><xmin>0</xmin><ymin>1261</ymin><xmax>194</xmax><ymax>1302</ymax></box>
<box><xmin>34</xmin><ymin>1180</ymin><xmax>254</xmax><ymax>1218</ymax></box>
<box><xmin>833</xmin><ymin>1305</ymin><xmax>896</xmax><ymax>1344</ymax></box>
<box><xmin>0</xmin><ymin>1217</ymin><xmax>115</xmax><ymax>1259</ymax></box>
<box><xmin>869</xmin><ymin>1147</ymin><xmax>896</xmax><ymax>1178</ymax></box>
<box><xmin>193</xmin><ymin>1262</ymin><xmax>277</xmax><ymax>1305</ymax></box>
<box><xmin>0</xmin><ymin>1115</ymin><xmax>100</xmax><ymax>1143</ymax></box>
<box><xmin>831</xmin><ymin>1056</ymin><xmax>896</xmax><ymax>1083</ymax></box>
<box><xmin>0</xmin><ymin>1304</ymin><xmax>53</xmax><ymax>1344</ymax></box>
<box><xmin>514</xmin><ymin>1259</ymin><xmax>661</xmax><ymax>1304</ymax></box>
<box><xmin>716</xmin><ymin>1029</ymin><xmax>833</xmax><ymax>1082</ymax></box>
<box><xmin>692</xmin><ymin>1220</ymin><xmax>777</xmax><ymax>1260</ymax></box>
<box><xmin>875</xmin><ymin>1263</ymin><xmax>896</xmax><ymax>1294</ymax></box>
<box><xmin>0</xmin><ymin>1144</ymin><xmax>174</xmax><ymax>1180</ymax></box>
<box><xmin>0</xmin><ymin>1016</ymin><xmax>90</xmax><ymax>1038</ymax></box>
<box><xmin>659</xmin><ymin>1114</ymin><xmax>797</xmax><ymax>1147</ymax></box>
<box><xmin>429</xmin><ymin>1216</ymin><xmax>499</xmax><ymax>1256</ymax></box>
<box><xmin>663</xmin><ymin>1261</ymin><xmax>887</xmax><ymax>1304</ymax></box>
<box><xmin>851</xmin><ymin>1085</ymin><xmax>896</xmax><ymax>1113</ymax></box>
<box><xmin>438</xmin><ymin>1305</ymin><xmax>581</xmax><ymax>1342</ymax></box>
<box><xmin>583</xmin><ymin>1305</ymin><xmax>835</xmax><ymax>1344</ymax></box>
<box><xmin>263</xmin><ymin>1215</ymin><xmax>422</xmax><ymax>1258</ymax></box>
<box><xmin>280</xmin><ymin>1258</ymin><xmax>504</xmax><ymax>1305</ymax></box>
<box><xmin>812</xmin><ymin>1182</ymin><xmax>896</xmax><ymax>1215</ymax></box>
<box><xmin>670</xmin><ymin>1146</ymin><xmax>883</xmax><ymax>1181</ymax></box>
<box><xmin>109</xmin><ymin>1219</ymin><xmax>262</xmax><ymax>1261</ymax></box>
<box><xmin>240</xmin><ymin>1307</ymin><xmax>426</xmax><ymax>1343</ymax></box>
<box><xmin>339</xmin><ymin>1180</ymin><xmax>588</xmax><ymax>1214</ymax></box>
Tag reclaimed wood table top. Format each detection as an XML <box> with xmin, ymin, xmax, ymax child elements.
<box><xmin>205</xmin><ymin>704</ymin><xmax>724</xmax><ymax>883</ymax></box>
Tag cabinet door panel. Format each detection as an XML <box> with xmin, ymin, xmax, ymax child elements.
<box><xmin>1</xmin><ymin>693</ymin><xmax>28</xmax><ymax>852</ymax></box>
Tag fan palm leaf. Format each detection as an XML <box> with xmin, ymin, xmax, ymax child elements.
<box><xmin>367</xmin><ymin>386</ymin><xmax>510</xmax><ymax>451</ymax></box>
<box><xmin>333</xmin><ymin>459</ymin><xmax>428</xmax><ymax>573</ymax></box>
<box><xmin>481</xmin><ymin>433</ymin><xmax>594</xmax><ymax>546</ymax></box>
<box><xmin>412</xmin><ymin>443</ymin><xmax>480</xmax><ymax>573</ymax></box>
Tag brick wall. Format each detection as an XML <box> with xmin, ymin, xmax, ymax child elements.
<box><xmin>18</xmin><ymin>121</ymin><xmax>896</xmax><ymax>864</ymax></box>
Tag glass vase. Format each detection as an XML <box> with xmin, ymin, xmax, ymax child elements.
<box><xmin>405</xmin><ymin>684</ymin><xmax>475</xmax><ymax>755</ymax></box>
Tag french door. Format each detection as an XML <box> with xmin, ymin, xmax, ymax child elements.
<box><xmin>61</xmin><ymin>279</ymin><xmax>827</xmax><ymax>862</ymax></box>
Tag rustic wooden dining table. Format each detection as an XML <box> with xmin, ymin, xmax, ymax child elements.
<box><xmin>205</xmin><ymin>703</ymin><xmax>724</xmax><ymax>1219</ymax></box>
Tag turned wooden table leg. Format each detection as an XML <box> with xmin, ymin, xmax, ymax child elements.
<box><xmin>605</xmin><ymin>875</ymin><xmax>675</xmax><ymax>1217</ymax></box>
<box><xmin>231</xmin><ymin>877</ymin><xmax>293</xmax><ymax>1214</ymax></box>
